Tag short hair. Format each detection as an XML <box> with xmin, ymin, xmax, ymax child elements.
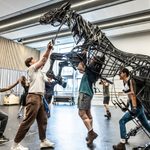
<box><xmin>25</xmin><ymin>57</ymin><xmax>33</xmax><ymax>67</ymax></box>
<box><xmin>120</xmin><ymin>68</ymin><xmax>130</xmax><ymax>77</ymax></box>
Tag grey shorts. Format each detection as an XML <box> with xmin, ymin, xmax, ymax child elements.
<box><xmin>77</xmin><ymin>93</ymin><xmax>92</xmax><ymax>110</ymax></box>
<box><xmin>103</xmin><ymin>96</ymin><xmax>110</xmax><ymax>104</ymax></box>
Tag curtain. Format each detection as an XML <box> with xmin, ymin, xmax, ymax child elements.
<box><xmin>0</xmin><ymin>37</ymin><xmax>40</xmax><ymax>70</ymax></box>
<box><xmin>0</xmin><ymin>37</ymin><xmax>40</xmax><ymax>105</ymax></box>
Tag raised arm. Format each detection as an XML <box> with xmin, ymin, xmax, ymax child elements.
<box><xmin>34</xmin><ymin>42</ymin><xmax>53</xmax><ymax>70</ymax></box>
<box><xmin>77</xmin><ymin>61</ymin><xmax>85</xmax><ymax>74</ymax></box>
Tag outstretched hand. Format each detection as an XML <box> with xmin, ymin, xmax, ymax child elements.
<box><xmin>47</xmin><ymin>41</ymin><xmax>53</xmax><ymax>50</ymax></box>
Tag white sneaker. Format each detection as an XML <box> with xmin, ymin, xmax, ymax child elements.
<box><xmin>11</xmin><ymin>144</ymin><xmax>29</xmax><ymax>150</ymax></box>
<box><xmin>40</xmin><ymin>139</ymin><xmax>54</xmax><ymax>149</ymax></box>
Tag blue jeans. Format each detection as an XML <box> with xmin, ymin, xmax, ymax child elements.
<box><xmin>119</xmin><ymin>106</ymin><xmax>150</xmax><ymax>139</ymax></box>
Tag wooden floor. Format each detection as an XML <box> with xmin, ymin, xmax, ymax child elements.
<box><xmin>0</xmin><ymin>104</ymin><xmax>149</xmax><ymax>150</ymax></box>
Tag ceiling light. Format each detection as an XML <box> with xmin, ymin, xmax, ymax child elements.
<box><xmin>23</xmin><ymin>31</ymin><xmax>70</xmax><ymax>44</ymax></box>
<box><xmin>71</xmin><ymin>0</ymin><xmax>98</xmax><ymax>8</ymax></box>
<box><xmin>0</xmin><ymin>14</ymin><xmax>42</xmax><ymax>29</ymax></box>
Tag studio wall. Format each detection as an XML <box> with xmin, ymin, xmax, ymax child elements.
<box><xmin>0</xmin><ymin>37</ymin><xmax>40</xmax><ymax>105</ymax></box>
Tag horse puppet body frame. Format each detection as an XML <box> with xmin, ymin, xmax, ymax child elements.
<box><xmin>40</xmin><ymin>2</ymin><xmax>150</xmax><ymax>116</ymax></box>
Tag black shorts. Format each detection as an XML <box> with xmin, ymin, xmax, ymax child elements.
<box><xmin>103</xmin><ymin>96</ymin><xmax>110</xmax><ymax>105</ymax></box>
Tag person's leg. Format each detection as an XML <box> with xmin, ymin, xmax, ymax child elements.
<box><xmin>0</xmin><ymin>111</ymin><xmax>9</xmax><ymax>143</ymax></box>
<box><xmin>18</xmin><ymin>94</ymin><xmax>26</xmax><ymax>118</ymax></box>
<box><xmin>103</xmin><ymin>97</ymin><xmax>111</xmax><ymax>118</ymax></box>
<box><xmin>44</xmin><ymin>95</ymin><xmax>52</xmax><ymax>117</ymax></box>
<box><xmin>119</xmin><ymin>112</ymin><xmax>133</xmax><ymax>140</ymax></box>
<box><xmin>45</xmin><ymin>94</ymin><xmax>52</xmax><ymax>104</ymax></box>
<box><xmin>86</xmin><ymin>109</ymin><xmax>98</xmax><ymax>145</ymax></box>
<box><xmin>77</xmin><ymin>92</ymin><xmax>97</xmax><ymax>145</ymax></box>
<box><xmin>0</xmin><ymin>111</ymin><xmax>8</xmax><ymax>136</ymax></box>
<box><xmin>12</xmin><ymin>94</ymin><xmax>41</xmax><ymax>148</ymax></box>
<box><xmin>78</xmin><ymin>93</ymin><xmax>92</xmax><ymax>131</ymax></box>
<box><xmin>104</xmin><ymin>104</ymin><xmax>109</xmax><ymax>112</ymax></box>
<box><xmin>86</xmin><ymin>110</ymin><xmax>93</xmax><ymax>128</ymax></box>
<box><xmin>137</xmin><ymin>107</ymin><xmax>150</xmax><ymax>133</ymax></box>
<box><xmin>17</xmin><ymin>105</ymin><xmax>23</xmax><ymax>118</ymax></box>
<box><xmin>78</xmin><ymin>109</ymin><xmax>92</xmax><ymax>131</ymax></box>
<box><xmin>78</xmin><ymin>92</ymin><xmax>92</xmax><ymax>130</ymax></box>
<box><xmin>48</xmin><ymin>95</ymin><xmax>52</xmax><ymax>104</ymax></box>
<box><xmin>113</xmin><ymin>112</ymin><xmax>133</xmax><ymax>150</ymax></box>
<box><xmin>36</xmin><ymin>98</ymin><xmax>54</xmax><ymax>148</ymax></box>
<box><xmin>23</xmin><ymin>106</ymin><xmax>26</xmax><ymax>119</ymax></box>
<box><xmin>85</xmin><ymin>110</ymin><xmax>93</xmax><ymax>141</ymax></box>
<box><xmin>36</xmin><ymin>102</ymin><xmax>47</xmax><ymax>141</ymax></box>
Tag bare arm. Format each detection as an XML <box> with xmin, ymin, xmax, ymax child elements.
<box><xmin>102</xmin><ymin>80</ymin><xmax>109</xmax><ymax>87</ymax></box>
<box><xmin>129</xmin><ymin>79</ymin><xmax>137</xmax><ymax>108</ymax></box>
<box><xmin>99</xmin><ymin>80</ymin><xmax>109</xmax><ymax>87</ymax></box>
<box><xmin>77</xmin><ymin>62</ymin><xmax>85</xmax><ymax>74</ymax></box>
<box><xmin>0</xmin><ymin>80</ymin><xmax>19</xmax><ymax>92</ymax></box>
<box><xmin>34</xmin><ymin>42</ymin><xmax>53</xmax><ymax>70</ymax></box>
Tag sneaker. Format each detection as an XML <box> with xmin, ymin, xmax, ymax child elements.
<box><xmin>11</xmin><ymin>144</ymin><xmax>29</xmax><ymax>150</ymax></box>
<box><xmin>0</xmin><ymin>135</ymin><xmax>9</xmax><ymax>144</ymax></box>
<box><xmin>113</xmin><ymin>142</ymin><xmax>126</xmax><ymax>150</ymax></box>
<box><xmin>40</xmin><ymin>139</ymin><xmax>54</xmax><ymax>149</ymax></box>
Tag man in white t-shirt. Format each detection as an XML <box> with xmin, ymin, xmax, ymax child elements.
<box><xmin>11</xmin><ymin>42</ymin><xmax>54</xmax><ymax>150</ymax></box>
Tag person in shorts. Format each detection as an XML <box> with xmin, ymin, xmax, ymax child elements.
<box><xmin>77</xmin><ymin>53</ymin><xmax>105</xmax><ymax>147</ymax></box>
<box><xmin>99</xmin><ymin>80</ymin><xmax>111</xmax><ymax>119</ymax></box>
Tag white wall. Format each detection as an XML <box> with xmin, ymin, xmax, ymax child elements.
<box><xmin>109</xmin><ymin>31</ymin><xmax>150</xmax><ymax>56</ymax></box>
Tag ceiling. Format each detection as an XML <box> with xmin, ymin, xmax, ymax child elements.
<box><xmin>0</xmin><ymin>0</ymin><xmax>150</xmax><ymax>50</ymax></box>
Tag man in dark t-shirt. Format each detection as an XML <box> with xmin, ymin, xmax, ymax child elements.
<box><xmin>77</xmin><ymin>57</ymin><xmax>101</xmax><ymax>147</ymax></box>
<box><xmin>44</xmin><ymin>79</ymin><xmax>58</xmax><ymax>104</ymax></box>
